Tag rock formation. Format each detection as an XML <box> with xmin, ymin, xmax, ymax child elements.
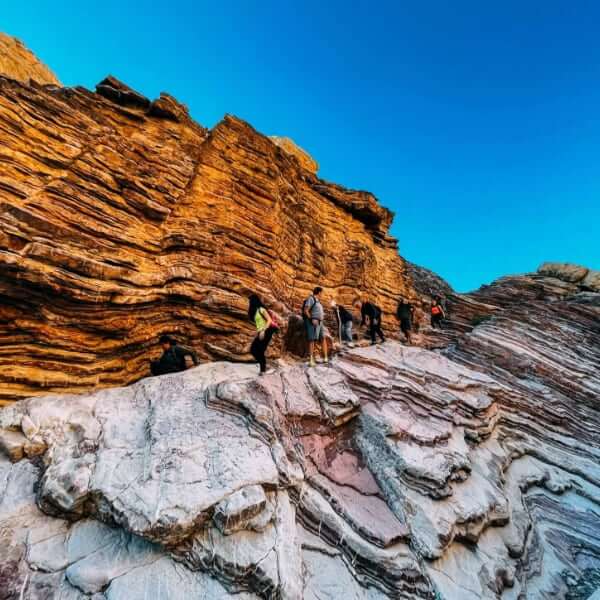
<box><xmin>0</xmin><ymin>51</ymin><xmax>413</xmax><ymax>403</ymax></box>
<box><xmin>1</xmin><ymin>34</ymin><xmax>600</xmax><ymax>599</ymax></box>
<box><xmin>269</xmin><ymin>137</ymin><xmax>319</xmax><ymax>174</ymax></box>
<box><xmin>1</xmin><ymin>264</ymin><xmax>599</xmax><ymax>599</ymax></box>
<box><xmin>0</xmin><ymin>33</ymin><xmax>60</xmax><ymax>86</ymax></box>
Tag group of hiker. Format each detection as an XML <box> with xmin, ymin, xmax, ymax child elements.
<box><xmin>151</xmin><ymin>289</ymin><xmax>447</xmax><ymax>377</ymax></box>
<box><xmin>247</xmin><ymin>287</ymin><xmax>447</xmax><ymax>374</ymax></box>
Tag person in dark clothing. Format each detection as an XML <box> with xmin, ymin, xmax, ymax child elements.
<box><xmin>396</xmin><ymin>299</ymin><xmax>415</xmax><ymax>344</ymax></box>
<box><xmin>430</xmin><ymin>296</ymin><xmax>446</xmax><ymax>329</ymax></box>
<box><xmin>331</xmin><ymin>300</ymin><xmax>354</xmax><ymax>344</ymax></box>
<box><xmin>248</xmin><ymin>294</ymin><xmax>277</xmax><ymax>375</ymax></box>
<box><xmin>355</xmin><ymin>299</ymin><xmax>385</xmax><ymax>344</ymax></box>
<box><xmin>150</xmin><ymin>335</ymin><xmax>199</xmax><ymax>376</ymax></box>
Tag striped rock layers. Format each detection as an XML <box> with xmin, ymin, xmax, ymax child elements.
<box><xmin>0</xmin><ymin>71</ymin><xmax>414</xmax><ymax>403</ymax></box>
<box><xmin>0</xmin><ymin>264</ymin><xmax>599</xmax><ymax>598</ymax></box>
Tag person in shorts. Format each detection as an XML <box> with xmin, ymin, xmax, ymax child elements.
<box><xmin>303</xmin><ymin>287</ymin><xmax>328</xmax><ymax>367</ymax></box>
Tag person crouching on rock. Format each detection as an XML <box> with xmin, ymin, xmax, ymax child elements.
<box><xmin>303</xmin><ymin>287</ymin><xmax>328</xmax><ymax>367</ymax></box>
<box><xmin>430</xmin><ymin>296</ymin><xmax>446</xmax><ymax>329</ymax></box>
<box><xmin>150</xmin><ymin>335</ymin><xmax>199</xmax><ymax>376</ymax></box>
<box><xmin>248</xmin><ymin>294</ymin><xmax>277</xmax><ymax>376</ymax></box>
<box><xmin>396</xmin><ymin>299</ymin><xmax>415</xmax><ymax>344</ymax></box>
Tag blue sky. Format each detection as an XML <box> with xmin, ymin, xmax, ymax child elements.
<box><xmin>3</xmin><ymin>1</ymin><xmax>599</xmax><ymax>291</ymax></box>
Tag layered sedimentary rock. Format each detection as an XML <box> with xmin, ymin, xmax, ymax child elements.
<box><xmin>1</xmin><ymin>36</ymin><xmax>599</xmax><ymax>599</ymax></box>
<box><xmin>1</xmin><ymin>266</ymin><xmax>599</xmax><ymax>599</ymax></box>
<box><xmin>269</xmin><ymin>136</ymin><xmax>319</xmax><ymax>174</ymax></box>
<box><xmin>0</xmin><ymin>67</ymin><xmax>414</xmax><ymax>403</ymax></box>
<box><xmin>0</xmin><ymin>33</ymin><xmax>60</xmax><ymax>86</ymax></box>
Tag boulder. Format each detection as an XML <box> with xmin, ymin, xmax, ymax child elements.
<box><xmin>148</xmin><ymin>92</ymin><xmax>190</xmax><ymax>121</ymax></box>
<box><xmin>538</xmin><ymin>261</ymin><xmax>588</xmax><ymax>283</ymax></box>
<box><xmin>582</xmin><ymin>268</ymin><xmax>600</xmax><ymax>291</ymax></box>
<box><xmin>96</xmin><ymin>75</ymin><xmax>151</xmax><ymax>109</ymax></box>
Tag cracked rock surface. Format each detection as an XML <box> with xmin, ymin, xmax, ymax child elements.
<box><xmin>1</xmin><ymin>268</ymin><xmax>599</xmax><ymax>599</ymax></box>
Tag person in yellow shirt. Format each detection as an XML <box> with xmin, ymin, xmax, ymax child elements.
<box><xmin>248</xmin><ymin>294</ymin><xmax>277</xmax><ymax>375</ymax></box>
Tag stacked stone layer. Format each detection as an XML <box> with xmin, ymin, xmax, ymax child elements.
<box><xmin>1</xmin><ymin>267</ymin><xmax>599</xmax><ymax>599</ymax></box>
<box><xmin>0</xmin><ymin>72</ymin><xmax>413</xmax><ymax>403</ymax></box>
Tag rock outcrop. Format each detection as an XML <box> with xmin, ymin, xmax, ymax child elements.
<box><xmin>0</xmin><ymin>33</ymin><xmax>60</xmax><ymax>86</ymax></box>
<box><xmin>269</xmin><ymin>136</ymin><xmax>319</xmax><ymax>174</ymax></box>
<box><xmin>1</xmin><ymin>35</ymin><xmax>599</xmax><ymax>599</ymax></box>
<box><xmin>1</xmin><ymin>266</ymin><xmax>599</xmax><ymax>599</ymax></box>
<box><xmin>0</xmin><ymin>67</ymin><xmax>414</xmax><ymax>403</ymax></box>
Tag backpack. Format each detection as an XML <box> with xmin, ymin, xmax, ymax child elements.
<box><xmin>268</xmin><ymin>309</ymin><xmax>280</xmax><ymax>329</ymax></box>
<box><xmin>396</xmin><ymin>302</ymin><xmax>410</xmax><ymax>320</ymax></box>
<box><xmin>431</xmin><ymin>305</ymin><xmax>442</xmax><ymax>316</ymax></box>
<box><xmin>301</xmin><ymin>296</ymin><xmax>313</xmax><ymax>320</ymax></box>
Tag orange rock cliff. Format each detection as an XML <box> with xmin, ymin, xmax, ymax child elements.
<box><xmin>0</xmin><ymin>35</ymin><xmax>416</xmax><ymax>402</ymax></box>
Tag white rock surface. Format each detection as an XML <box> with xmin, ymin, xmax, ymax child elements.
<box><xmin>1</xmin><ymin>274</ymin><xmax>600</xmax><ymax>600</ymax></box>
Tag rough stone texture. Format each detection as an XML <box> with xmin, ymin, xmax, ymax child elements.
<box><xmin>582</xmin><ymin>269</ymin><xmax>600</xmax><ymax>291</ymax></box>
<box><xmin>269</xmin><ymin>136</ymin><xmax>319</xmax><ymax>173</ymax></box>
<box><xmin>538</xmin><ymin>261</ymin><xmax>589</xmax><ymax>283</ymax></box>
<box><xmin>0</xmin><ymin>33</ymin><xmax>60</xmax><ymax>85</ymax></box>
<box><xmin>0</xmin><ymin>68</ymin><xmax>414</xmax><ymax>403</ymax></box>
<box><xmin>1</xmin><ymin>267</ymin><xmax>599</xmax><ymax>599</ymax></box>
<box><xmin>1</xmin><ymin>36</ymin><xmax>599</xmax><ymax>599</ymax></box>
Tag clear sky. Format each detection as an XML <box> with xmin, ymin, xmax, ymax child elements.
<box><xmin>3</xmin><ymin>1</ymin><xmax>599</xmax><ymax>291</ymax></box>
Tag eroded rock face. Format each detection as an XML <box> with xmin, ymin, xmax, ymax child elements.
<box><xmin>0</xmin><ymin>70</ymin><xmax>414</xmax><ymax>403</ymax></box>
<box><xmin>269</xmin><ymin>136</ymin><xmax>319</xmax><ymax>173</ymax></box>
<box><xmin>1</xmin><ymin>269</ymin><xmax>599</xmax><ymax>599</ymax></box>
<box><xmin>0</xmin><ymin>33</ymin><xmax>60</xmax><ymax>85</ymax></box>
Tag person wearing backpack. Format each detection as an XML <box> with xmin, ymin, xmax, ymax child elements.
<box><xmin>150</xmin><ymin>335</ymin><xmax>199</xmax><ymax>376</ymax></box>
<box><xmin>355</xmin><ymin>298</ymin><xmax>385</xmax><ymax>345</ymax></box>
<box><xmin>430</xmin><ymin>296</ymin><xmax>445</xmax><ymax>329</ymax></box>
<box><xmin>396</xmin><ymin>298</ymin><xmax>415</xmax><ymax>344</ymax></box>
<box><xmin>303</xmin><ymin>287</ymin><xmax>328</xmax><ymax>367</ymax></box>
<box><xmin>248</xmin><ymin>294</ymin><xmax>278</xmax><ymax>375</ymax></box>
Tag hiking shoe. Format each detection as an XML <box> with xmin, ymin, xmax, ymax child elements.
<box><xmin>308</xmin><ymin>359</ymin><xmax>316</xmax><ymax>368</ymax></box>
<box><xmin>323</xmin><ymin>358</ymin><xmax>329</xmax><ymax>364</ymax></box>
<box><xmin>259</xmin><ymin>368</ymin><xmax>276</xmax><ymax>376</ymax></box>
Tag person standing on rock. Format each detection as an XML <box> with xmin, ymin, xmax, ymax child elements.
<box><xmin>303</xmin><ymin>287</ymin><xmax>328</xmax><ymax>367</ymax></box>
<box><xmin>331</xmin><ymin>300</ymin><xmax>354</xmax><ymax>345</ymax></box>
<box><xmin>248</xmin><ymin>294</ymin><xmax>277</xmax><ymax>376</ymax></box>
<box><xmin>150</xmin><ymin>335</ymin><xmax>199</xmax><ymax>376</ymax></box>
<box><xmin>356</xmin><ymin>298</ymin><xmax>385</xmax><ymax>345</ymax></box>
<box><xmin>396</xmin><ymin>299</ymin><xmax>415</xmax><ymax>344</ymax></box>
<box><xmin>430</xmin><ymin>296</ymin><xmax>446</xmax><ymax>329</ymax></box>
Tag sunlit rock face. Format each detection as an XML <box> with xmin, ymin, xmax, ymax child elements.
<box><xmin>0</xmin><ymin>67</ymin><xmax>414</xmax><ymax>403</ymax></box>
<box><xmin>1</xmin><ymin>265</ymin><xmax>599</xmax><ymax>599</ymax></box>
<box><xmin>269</xmin><ymin>136</ymin><xmax>319</xmax><ymax>174</ymax></box>
<box><xmin>0</xmin><ymin>33</ymin><xmax>61</xmax><ymax>86</ymax></box>
<box><xmin>1</xmin><ymin>34</ymin><xmax>599</xmax><ymax>599</ymax></box>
